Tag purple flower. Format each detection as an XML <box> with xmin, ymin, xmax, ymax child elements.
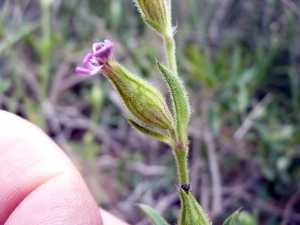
<box><xmin>75</xmin><ymin>40</ymin><xmax>114</xmax><ymax>76</ymax></box>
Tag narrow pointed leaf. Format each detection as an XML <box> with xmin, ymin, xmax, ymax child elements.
<box><xmin>223</xmin><ymin>207</ymin><xmax>243</xmax><ymax>225</ymax></box>
<box><xmin>157</xmin><ymin>62</ymin><xmax>190</xmax><ymax>143</ymax></box>
<box><xmin>128</xmin><ymin>119</ymin><xmax>174</xmax><ymax>146</ymax></box>
<box><xmin>137</xmin><ymin>204</ymin><xmax>169</xmax><ymax>225</ymax></box>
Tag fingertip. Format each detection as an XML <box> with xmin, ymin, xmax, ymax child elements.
<box><xmin>6</xmin><ymin>173</ymin><xmax>103</xmax><ymax>225</ymax></box>
<box><xmin>100</xmin><ymin>208</ymin><xmax>130</xmax><ymax>225</ymax></box>
<box><xmin>0</xmin><ymin>110</ymin><xmax>102</xmax><ymax>224</ymax></box>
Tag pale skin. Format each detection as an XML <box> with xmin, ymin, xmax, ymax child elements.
<box><xmin>0</xmin><ymin>110</ymin><xmax>129</xmax><ymax>225</ymax></box>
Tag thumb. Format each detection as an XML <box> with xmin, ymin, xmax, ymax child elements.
<box><xmin>0</xmin><ymin>110</ymin><xmax>102</xmax><ymax>224</ymax></box>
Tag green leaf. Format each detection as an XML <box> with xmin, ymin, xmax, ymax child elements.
<box><xmin>237</xmin><ymin>211</ymin><xmax>257</xmax><ymax>225</ymax></box>
<box><xmin>128</xmin><ymin>119</ymin><xmax>174</xmax><ymax>146</ymax></box>
<box><xmin>156</xmin><ymin>62</ymin><xmax>190</xmax><ymax>144</ymax></box>
<box><xmin>137</xmin><ymin>203</ymin><xmax>169</xmax><ymax>225</ymax></box>
<box><xmin>223</xmin><ymin>207</ymin><xmax>243</xmax><ymax>225</ymax></box>
<box><xmin>186</xmin><ymin>46</ymin><xmax>215</xmax><ymax>88</ymax></box>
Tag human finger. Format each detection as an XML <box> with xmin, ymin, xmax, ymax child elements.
<box><xmin>0</xmin><ymin>110</ymin><xmax>102</xmax><ymax>225</ymax></box>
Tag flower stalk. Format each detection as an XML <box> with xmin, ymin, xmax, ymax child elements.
<box><xmin>164</xmin><ymin>35</ymin><xmax>177</xmax><ymax>76</ymax></box>
<box><xmin>174</xmin><ymin>145</ymin><xmax>189</xmax><ymax>185</ymax></box>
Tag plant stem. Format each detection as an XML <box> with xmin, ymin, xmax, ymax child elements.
<box><xmin>163</xmin><ymin>35</ymin><xmax>177</xmax><ymax>76</ymax></box>
<box><xmin>173</xmin><ymin>146</ymin><xmax>189</xmax><ymax>185</ymax></box>
<box><xmin>163</xmin><ymin>34</ymin><xmax>189</xmax><ymax>185</ymax></box>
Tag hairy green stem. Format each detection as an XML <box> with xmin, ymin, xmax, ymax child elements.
<box><xmin>163</xmin><ymin>35</ymin><xmax>177</xmax><ymax>76</ymax></box>
<box><xmin>163</xmin><ymin>34</ymin><xmax>189</xmax><ymax>185</ymax></box>
<box><xmin>173</xmin><ymin>146</ymin><xmax>189</xmax><ymax>185</ymax></box>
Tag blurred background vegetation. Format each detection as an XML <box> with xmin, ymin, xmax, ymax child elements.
<box><xmin>0</xmin><ymin>0</ymin><xmax>300</xmax><ymax>224</ymax></box>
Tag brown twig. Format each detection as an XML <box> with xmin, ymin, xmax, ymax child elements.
<box><xmin>281</xmin><ymin>0</ymin><xmax>300</xmax><ymax>18</ymax></box>
<box><xmin>201</xmin><ymin>91</ymin><xmax>222</xmax><ymax>216</ymax></box>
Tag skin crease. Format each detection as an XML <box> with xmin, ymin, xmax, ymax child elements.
<box><xmin>0</xmin><ymin>110</ymin><xmax>129</xmax><ymax>225</ymax></box>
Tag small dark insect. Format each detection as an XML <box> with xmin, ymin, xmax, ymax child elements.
<box><xmin>181</xmin><ymin>183</ymin><xmax>191</xmax><ymax>193</ymax></box>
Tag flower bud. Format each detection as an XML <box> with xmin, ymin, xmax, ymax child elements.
<box><xmin>178</xmin><ymin>188</ymin><xmax>212</xmax><ymax>225</ymax></box>
<box><xmin>133</xmin><ymin>0</ymin><xmax>172</xmax><ymax>36</ymax></box>
<box><xmin>103</xmin><ymin>61</ymin><xmax>174</xmax><ymax>130</ymax></box>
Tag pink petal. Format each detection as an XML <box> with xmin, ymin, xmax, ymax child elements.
<box><xmin>104</xmin><ymin>39</ymin><xmax>114</xmax><ymax>47</ymax></box>
<box><xmin>94</xmin><ymin>46</ymin><xmax>112</xmax><ymax>59</ymax></box>
<box><xmin>92</xmin><ymin>42</ymin><xmax>104</xmax><ymax>52</ymax></box>
<box><xmin>82</xmin><ymin>53</ymin><xmax>93</xmax><ymax>69</ymax></box>
<box><xmin>90</xmin><ymin>66</ymin><xmax>103</xmax><ymax>75</ymax></box>
<box><xmin>75</xmin><ymin>67</ymin><xmax>93</xmax><ymax>75</ymax></box>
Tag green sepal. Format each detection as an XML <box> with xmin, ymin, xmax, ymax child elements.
<box><xmin>178</xmin><ymin>189</ymin><xmax>211</xmax><ymax>225</ymax></box>
<box><xmin>104</xmin><ymin>61</ymin><xmax>174</xmax><ymax>130</ymax></box>
<box><xmin>156</xmin><ymin>62</ymin><xmax>190</xmax><ymax>143</ymax></box>
<box><xmin>132</xmin><ymin>0</ymin><xmax>172</xmax><ymax>37</ymax></box>
<box><xmin>137</xmin><ymin>203</ymin><xmax>169</xmax><ymax>225</ymax></box>
<box><xmin>128</xmin><ymin>119</ymin><xmax>174</xmax><ymax>146</ymax></box>
<box><xmin>144</xmin><ymin>17</ymin><xmax>166</xmax><ymax>36</ymax></box>
<box><xmin>223</xmin><ymin>207</ymin><xmax>243</xmax><ymax>225</ymax></box>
